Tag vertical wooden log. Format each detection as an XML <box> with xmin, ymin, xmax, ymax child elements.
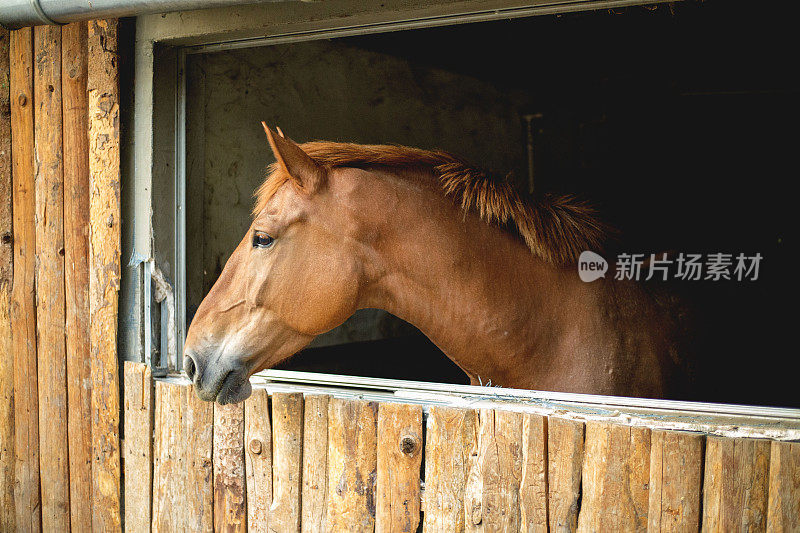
<box><xmin>766</xmin><ymin>440</ymin><xmax>800</xmax><ymax>531</ymax></box>
<box><xmin>62</xmin><ymin>21</ymin><xmax>92</xmax><ymax>533</ymax></box>
<box><xmin>326</xmin><ymin>398</ymin><xmax>378</xmax><ymax>532</ymax></box>
<box><xmin>123</xmin><ymin>362</ymin><xmax>154</xmax><ymax>533</ymax></box>
<box><xmin>302</xmin><ymin>394</ymin><xmax>329</xmax><ymax>533</ymax></box>
<box><xmin>547</xmin><ymin>417</ymin><xmax>584</xmax><ymax>532</ymax></box>
<box><xmin>519</xmin><ymin>413</ymin><xmax>548</xmax><ymax>532</ymax></box>
<box><xmin>702</xmin><ymin>436</ymin><xmax>771</xmax><ymax>532</ymax></box>
<box><xmin>376</xmin><ymin>402</ymin><xmax>423</xmax><ymax>533</ymax></box>
<box><xmin>271</xmin><ymin>392</ymin><xmax>304</xmax><ymax>532</ymax></box>
<box><xmin>577</xmin><ymin>422</ymin><xmax>650</xmax><ymax>532</ymax></box>
<box><xmin>214</xmin><ymin>402</ymin><xmax>247</xmax><ymax>532</ymax></box>
<box><xmin>245</xmin><ymin>388</ymin><xmax>273</xmax><ymax>532</ymax></box>
<box><xmin>9</xmin><ymin>26</ymin><xmax>40</xmax><ymax>533</ymax></box>
<box><xmin>464</xmin><ymin>409</ymin><xmax>523</xmax><ymax>532</ymax></box>
<box><xmin>647</xmin><ymin>430</ymin><xmax>704</xmax><ymax>532</ymax></box>
<box><xmin>0</xmin><ymin>25</ymin><xmax>15</xmax><ymax>532</ymax></box>
<box><xmin>87</xmin><ymin>18</ymin><xmax>122</xmax><ymax>531</ymax></box>
<box><xmin>33</xmin><ymin>24</ymin><xmax>70</xmax><ymax>532</ymax></box>
<box><xmin>152</xmin><ymin>381</ymin><xmax>213</xmax><ymax>532</ymax></box>
<box><xmin>423</xmin><ymin>406</ymin><xmax>476</xmax><ymax>532</ymax></box>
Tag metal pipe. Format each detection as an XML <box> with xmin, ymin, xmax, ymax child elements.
<box><xmin>0</xmin><ymin>0</ymin><xmax>276</xmax><ymax>29</ymax></box>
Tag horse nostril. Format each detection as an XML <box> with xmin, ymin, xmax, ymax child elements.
<box><xmin>184</xmin><ymin>354</ymin><xmax>197</xmax><ymax>382</ymax></box>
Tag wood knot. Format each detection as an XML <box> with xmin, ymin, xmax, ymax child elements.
<box><xmin>1</xmin><ymin>233</ymin><xmax>11</xmax><ymax>245</ymax></box>
<box><xmin>58</xmin><ymin>247</ymin><xmax>65</xmax><ymax>256</ymax></box>
<box><xmin>248</xmin><ymin>439</ymin><xmax>263</xmax><ymax>455</ymax></box>
<box><xmin>399</xmin><ymin>434</ymin><xmax>419</xmax><ymax>456</ymax></box>
<box><xmin>471</xmin><ymin>501</ymin><xmax>482</xmax><ymax>525</ymax></box>
<box><xmin>18</xmin><ymin>94</ymin><xmax>27</xmax><ymax>107</ymax></box>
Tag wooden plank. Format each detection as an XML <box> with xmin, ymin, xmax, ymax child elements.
<box><xmin>422</xmin><ymin>406</ymin><xmax>476</xmax><ymax>532</ymax></box>
<box><xmin>766</xmin><ymin>440</ymin><xmax>800</xmax><ymax>531</ymax></box>
<box><xmin>271</xmin><ymin>392</ymin><xmax>304</xmax><ymax>532</ymax></box>
<box><xmin>9</xmin><ymin>27</ymin><xmax>40</xmax><ymax>533</ymax></box>
<box><xmin>376</xmin><ymin>402</ymin><xmax>423</xmax><ymax>532</ymax></box>
<box><xmin>214</xmin><ymin>402</ymin><xmax>247</xmax><ymax>532</ymax></box>
<box><xmin>464</xmin><ymin>409</ymin><xmax>523</xmax><ymax>531</ymax></box>
<box><xmin>33</xmin><ymin>24</ymin><xmax>70</xmax><ymax>532</ymax></box>
<box><xmin>302</xmin><ymin>394</ymin><xmax>329</xmax><ymax>533</ymax></box>
<box><xmin>123</xmin><ymin>362</ymin><xmax>154</xmax><ymax>533</ymax></box>
<box><xmin>326</xmin><ymin>397</ymin><xmax>378</xmax><ymax>532</ymax></box>
<box><xmin>152</xmin><ymin>381</ymin><xmax>213</xmax><ymax>532</ymax></box>
<box><xmin>519</xmin><ymin>413</ymin><xmax>548</xmax><ymax>532</ymax></box>
<box><xmin>245</xmin><ymin>388</ymin><xmax>273</xmax><ymax>532</ymax></box>
<box><xmin>577</xmin><ymin>422</ymin><xmax>650</xmax><ymax>532</ymax></box>
<box><xmin>62</xmin><ymin>21</ymin><xmax>92</xmax><ymax>533</ymax></box>
<box><xmin>87</xmin><ymin>19</ymin><xmax>122</xmax><ymax>531</ymax></box>
<box><xmin>647</xmin><ymin>430</ymin><xmax>704</xmax><ymax>532</ymax></box>
<box><xmin>702</xmin><ymin>436</ymin><xmax>770</xmax><ymax>532</ymax></box>
<box><xmin>547</xmin><ymin>417</ymin><xmax>584</xmax><ymax>532</ymax></box>
<box><xmin>0</xmin><ymin>25</ymin><xmax>15</xmax><ymax>533</ymax></box>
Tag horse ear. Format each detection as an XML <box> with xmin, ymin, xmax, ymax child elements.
<box><xmin>262</xmin><ymin>122</ymin><xmax>324</xmax><ymax>193</ymax></box>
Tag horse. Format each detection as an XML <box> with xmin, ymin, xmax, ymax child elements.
<box><xmin>183</xmin><ymin>123</ymin><xmax>688</xmax><ymax>404</ymax></box>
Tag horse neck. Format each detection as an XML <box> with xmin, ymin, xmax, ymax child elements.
<box><xmin>355</xmin><ymin>169</ymin><xmax>585</xmax><ymax>386</ymax></box>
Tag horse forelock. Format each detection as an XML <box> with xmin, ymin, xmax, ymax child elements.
<box><xmin>254</xmin><ymin>141</ymin><xmax>609</xmax><ymax>266</ymax></box>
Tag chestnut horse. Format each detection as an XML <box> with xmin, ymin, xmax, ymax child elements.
<box><xmin>183</xmin><ymin>124</ymin><xmax>687</xmax><ymax>404</ymax></box>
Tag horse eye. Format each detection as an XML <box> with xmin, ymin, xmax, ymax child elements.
<box><xmin>253</xmin><ymin>232</ymin><xmax>274</xmax><ymax>249</ymax></box>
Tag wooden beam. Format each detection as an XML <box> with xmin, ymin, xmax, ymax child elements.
<box><xmin>702</xmin><ymin>436</ymin><xmax>770</xmax><ymax>531</ymax></box>
<box><xmin>270</xmin><ymin>392</ymin><xmax>304</xmax><ymax>532</ymax></box>
<box><xmin>519</xmin><ymin>413</ymin><xmax>548</xmax><ymax>531</ymax></box>
<box><xmin>87</xmin><ymin>19</ymin><xmax>122</xmax><ymax>531</ymax></box>
<box><xmin>152</xmin><ymin>381</ymin><xmax>213</xmax><ymax>531</ymax></box>
<box><xmin>547</xmin><ymin>417</ymin><xmax>584</xmax><ymax>532</ymax></box>
<box><xmin>61</xmin><ymin>21</ymin><xmax>92</xmax><ymax>533</ymax></box>
<box><xmin>376</xmin><ymin>402</ymin><xmax>423</xmax><ymax>532</ymax></box>
<box><xmin>326</xmin><ymin>398</ymin><xmax>378</xmax><ymax>531</ymax></box>
<box><xmin>766</xmin><ymin>440</ymin><xmax>800</xmax><ymax>531</ymax></box>
<box><xmin>422</xmin><ymin>406</ymin><xmax>476</xmax><ymax>531</ymax></box>
<box><xmin>214</xmin><ymin>402</ymin><xmax>247</xmax><ymax>532</ymax></box>
<box><xmin>9</xmin><ymin>26</ymin><xmax>40</xmax><ymax>533</ymax></box>
<box><xmin>33</xmin><ymin>24</ymin><xmax>70</xmax><ymax>532</ymax></box>
<box><xmin>245</xmin><ymin>389</ymin><xmax>273</xmax><ymax>532</ymax></box>
<box><xmin>302</xmin><ymin>394</ymin><xmax>329</xmax><ymax>533</ymax></box>
<box><xmin>0</xmin><ymin>24</ymin><xmax>15</xmax><ymax>533</ymax></box>
<box><xmin>647</xmin><ymin>430</ymin><xmax>704</xmax><ymax>531</ymax></box>
<box><xmin>465</xmin><ymin>409</ymin><xmax>523</xmax><ymax>531</ymax></box>
<box><xmin>123</xmin><ymin>362</ymin><xmax>154</xmax><ymax>533</ymax></box>
<box><xmin>577</xmin><ymin>422</ymin><xmax>650</xmax><ymax>532</ymax></box>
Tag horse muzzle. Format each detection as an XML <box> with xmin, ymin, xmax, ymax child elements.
<box><xmin>184</xmin><ymin>351</ymin><xmax>253</xmax><ymax>405</ymax></box>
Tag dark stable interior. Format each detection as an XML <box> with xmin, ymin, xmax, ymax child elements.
<box><xmin>192</xmin><ymin>0</ymin><xmax>799</xmax><ymax>407</ymax></box>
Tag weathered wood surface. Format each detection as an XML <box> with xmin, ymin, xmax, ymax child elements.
<box><xmin>33</xmin><ymin>24</ymin><xmax>70</xmax><ymax>532</ymax></box>
<box><xmin>423</xmin><ymin>406</ymin><xmax>476</xmax><ymax>532</ymax></box>
<box><xmin>0</xmin><ymin>24</ymin><xmax>15</xmax><ymax>532</ymax></box>
<box><xmin>326</xmin><ymin>398</ymin><xmax>378</xmax><ymax>532</ymax></box>
<box><xmin>88</xmin><ymin>19</ymin><xmax>122</xmax><ymax>531</ymax></box>
<box><xmin>271</xmin><ymin>392</ymin><xmax>304</xmax><ymax>532</ymax></box>
<box><xmin>519</xmin><ymin>413</ymin><xmax>548</xmax><ymax>532</ymax></box>
<box><xmin>215</xmin><ymin>402</ymin><xmax>247</xmax><ymax>532</ymax></box>
<box><xmin>577</xmin><ymin>422</ymin><xmax>650</xmax><ymax>532</ymax></box>
<box><xmin>152</xmin><ymin>381</ymin><xmax>214</xmax><ymax>532</ymax></box>
<box><xmin>376</xmin><ymin>402</ymin><xmax>423</xmax><ymax>533</ymax></box>
<box><xmin>766</xmin><ymin>440</ymin><xmax>800</xmax><ymax>531</ymax></box>
<box><xmin>702</xmin><ymin>436</ymin><xmax>771</xmax><ymax>532</ymax></box>
<box><xmin>647</xmin><ymin>430</ymin><xmax>704</xmax><ymax>532</ymax></box>
<box><xmin>548</xmin><ymin>417</ymin><xmax>585</xmax><ymax>532</ymax></box>
<box><xmin>245</xmin><ymin>388</ymin><xmax>273</xmax><ymax>532</ymax></box>
<box><xmin>9</xmin><ymin>27</ymin><xmax>40</xmax><ymax>533</ymax></box>
<box><xmin>123</xmin><ymin>362</ymin><xmax>154</xmax><ymax>533</ymax></box>
<box><xmin>465</xmin><ymin>409</ymin><xmax>523</xmax><ymax>532</ymax></box>
<box><xmin>302</xmin><ymin>394</ymin><xmax>329</xmax><ymax>533</ymax></box>
<box><xmin>62</xmin><ymin>21</ymin><xmax>93</xmax><ymax>533</ymax></box>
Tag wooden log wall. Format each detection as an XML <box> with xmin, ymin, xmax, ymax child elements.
<box><xmin>0</xmin><ymin>20</ymin><xmax>122</xmax><ymax>531</ymax></box>
<box><xmin>123</xmin><ymin>366</ymin><xmax>800</xmax><ymax>533</ymax></box>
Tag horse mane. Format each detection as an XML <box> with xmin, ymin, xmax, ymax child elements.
<box><xmin>255</xmin><ymin>141</ymin><xmax>609</xmax><ymax>266</ymax></box>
